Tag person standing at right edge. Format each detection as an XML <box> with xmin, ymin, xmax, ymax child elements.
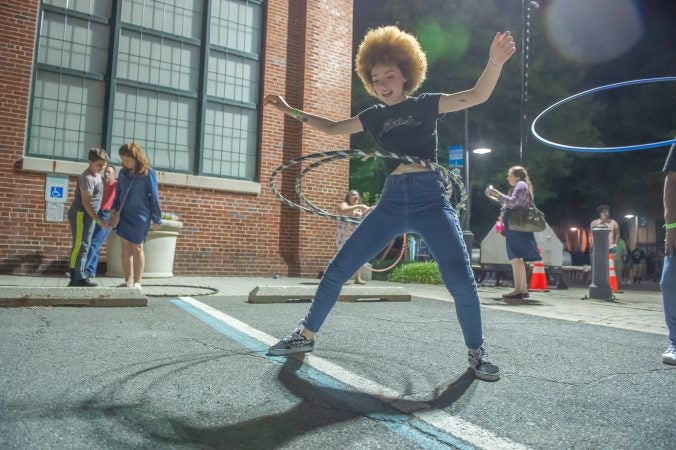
<box><xmin>660</xmin><ymin>141</ymin><xmax>676</xmax><ymax>365</ymax></box>
<box><xmin>264</xmin><ymin>26</ymin><xmax>516</xmax><ymax>381</ymax></box>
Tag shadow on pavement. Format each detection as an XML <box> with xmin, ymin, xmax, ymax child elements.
<box><xmin>50</xmin><ymin>353</ymin><xmax>477</xmax><ymax>448</ymax></box>
<box><xmin>164</xmin><ymin>357</ymin><xmax>477</xmax><ymax>448</ymax></box>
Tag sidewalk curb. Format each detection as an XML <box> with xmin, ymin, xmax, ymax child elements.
<box><xmin>0</xmin><ymin>287</ymin><xmax>147</xmax><ymax>307</ymax></box>
<box><xmin>247</xmin><ymin>285</ymin><xmax>411</xmax><ymax>303</ymax></box>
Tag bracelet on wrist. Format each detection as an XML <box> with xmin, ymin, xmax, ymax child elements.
<box><xmin>665</xmin><ymin>222</ymin><xmax>676</xmax><ymax>230</ymax></box>
<box><xmin>292</xmin><ymin>108</ymin><xmax>301</xmax><ymax>120</ymax></box>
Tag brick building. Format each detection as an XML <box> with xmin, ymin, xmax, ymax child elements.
<box><xmin>0</xmin><ymin>0</ymin><xmax>354</xmax><ymax>277</ymax></box>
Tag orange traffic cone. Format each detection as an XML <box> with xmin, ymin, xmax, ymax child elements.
<box><xmin>608</xmin><ymin>253</ymin><xmax>619</xmax><ymax>293</ymax></box>
<box><xmin>529</xmin><ymin>250</ymin><xmax>549</xmax><ymax>292</ymax></box>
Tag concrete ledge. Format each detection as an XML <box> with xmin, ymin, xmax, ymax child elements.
<box><xmin>0</xmin><ymin>287</ymin><xmax>147</xmax><ymax>307</ymax></box>
<box><xmin>248</xmin><ymin>285</ymin><xmax>411</xmax><ymax>304</ymax></box>
<box><xmin>22</xmin><ymin>156</ymin><xmax>260</xmax><ymax>195</ymax></box>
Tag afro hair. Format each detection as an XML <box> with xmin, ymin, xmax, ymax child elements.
<box><xmin>355</xmin><ymin>26</ymin><xmax>428</xmax><ymax>98</ymax></box>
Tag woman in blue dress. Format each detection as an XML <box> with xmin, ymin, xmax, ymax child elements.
<box><xmin>112</xmin><ymin>142</ymin><xmax>162</xmax><ymax>289</ymax></box>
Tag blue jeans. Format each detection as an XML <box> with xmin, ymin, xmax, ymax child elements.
<box><xmin>661</xmin><ymin>255</ymin><xmax>676</xmax><ymax>345</ymax></box>
<box><xmin>84</xmin><ymin>210</ymin><xmax>112</xmax><ymax>276</ymax></box>
<box><xmin>301</xmin><ymin>171</ymin><xmax>484</xmax><ymax>349</ymax></box>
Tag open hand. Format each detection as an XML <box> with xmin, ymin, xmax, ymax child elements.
<box><xmin>489</xmin><ymin>31</ymin><xmax>517</xmax><ymax>66</ymax></box>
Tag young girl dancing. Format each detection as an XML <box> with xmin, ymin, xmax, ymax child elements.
<box><xmin>265</xmin><ymin>26</ymin><xmax>515</xmax><ymax>381</ymax></box>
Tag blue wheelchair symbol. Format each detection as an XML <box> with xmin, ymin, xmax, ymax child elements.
<box><xmin>50</xmin><ymin>186</ymin><xmax>64</xmax><ymax>199</ymax></box>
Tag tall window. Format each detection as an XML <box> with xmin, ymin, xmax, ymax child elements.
<box><xmin>29</xmin><ymin>0</ymin><xmax>263</xmax><ymax>181</ymax></box>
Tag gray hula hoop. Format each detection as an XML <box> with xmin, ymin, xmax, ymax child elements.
<box><xmin>268</xmin><ymin>149</ymin><xmax>467</xmax><ymax>224</ymax></box>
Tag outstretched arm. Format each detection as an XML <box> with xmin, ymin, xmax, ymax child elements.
<box><xmin>264</xmin><ymin>94</ymin><xmax>363</xmax><ymax>135</ymax></box>
<box><xmin>438</xmin><ymin>31</ymin><xmax>516</xmax><ymax>114</ymax></box>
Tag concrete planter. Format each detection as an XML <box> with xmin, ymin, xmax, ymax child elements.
<box><xmin>106</xmin><ymin>220</ymin><xmax>183</xmax><ymax>278</ymax></box>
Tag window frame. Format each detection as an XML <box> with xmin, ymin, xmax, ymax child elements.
<box><xmin>27</xmin><ymin>0</ymin><xmax>264</xmax><ymax>184</ymax></box>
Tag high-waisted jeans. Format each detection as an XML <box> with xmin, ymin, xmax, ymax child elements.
<box><xmin>301</xmin><ymin>171</ymin><xmax>484</xmax><ymax>349</ymax></box>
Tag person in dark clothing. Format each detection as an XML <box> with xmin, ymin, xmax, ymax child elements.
<box><xmin>660</xmin><ymin>141</ymin><xmax>676</xmax><ymax>365</ymax></box>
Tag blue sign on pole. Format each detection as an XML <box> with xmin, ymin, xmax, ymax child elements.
<box><xmin>448</xmin><ymin>145</ymin><xmax>464</xmax><ymax>168</ymax></box>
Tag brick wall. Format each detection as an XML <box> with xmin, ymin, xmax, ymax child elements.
<box><xmin>0</xmin><ymin>0</ymin><xmax>354</xmax><ymax>277</ymax></box>
<box><xmin>0</xmin><ymin>0</ymin><xmax>42</xmax><ymax>274</ymax></box>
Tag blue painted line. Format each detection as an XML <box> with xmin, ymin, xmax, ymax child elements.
<box><xmin>172</xmin><ymin>298</ymin><xmax>475</xmax><ymax>450</ymax></box>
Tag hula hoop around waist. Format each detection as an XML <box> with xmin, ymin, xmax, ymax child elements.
<box><xmin>268</xmin><ymin>149</ymin><xmax>467</xmax><ymax>224</ymax></box>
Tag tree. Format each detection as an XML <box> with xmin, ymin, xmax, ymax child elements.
<box><xmin>350</xmin><ymin>0</ymin><xmax>676</xmax><ymax>240</ymax></box>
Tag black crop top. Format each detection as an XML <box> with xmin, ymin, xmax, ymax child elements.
<box><xmin>358</xmin><ymin>93</ymin><xmax>442</xmax><ymax>174</ymax></box>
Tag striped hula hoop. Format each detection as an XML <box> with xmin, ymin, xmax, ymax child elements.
<box><xmin>268</xmin><ymin>149</ymin><xmax>467</xmax><ymax>224</ymax></box>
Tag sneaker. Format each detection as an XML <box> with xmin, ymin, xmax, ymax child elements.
<box><xmin>268</xmin><ymin>329</ymin><xmax>315</xmax><ymax>356</ymax></box>
<box><xmin>133</xmin><ymin>282</ymin><xmax>142</xmax><ymax>290</ymax></box>
<box><xmin>126</xmin><ymin>281</ymin><xmax>134</xmax><ymax>288</ymax></box>
<box><xmin>468</xmin><ymin>342</ymin><xmax>500</xmax><ymax>381</ymax></box>
<box><xmin>68</xmin><ymin>278</ymin><xmax>97</xmax><ymax>287</ymax></box>
<box><xmin>662</xmin><ymin>344</ymin><xmax>676</xmax><ymax>365</ymax></box>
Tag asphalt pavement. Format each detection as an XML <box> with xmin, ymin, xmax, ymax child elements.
<box><xmin>0</xmin><ymin>274</ymin><xmax>673</xmax><ymax>449</ymax></box>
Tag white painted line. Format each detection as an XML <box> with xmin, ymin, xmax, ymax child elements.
<box><xmin>178</xmin><ymin>297</ymin><xmax>530</xmax><ymax>450</ymax></box>
<box><xmin>179</xmin><ymin>296</ymin><xmax>278</xmax><ymax>346</ymax></box>
<box><xmin>414</xmin><ymin>409</ymin><xmax>528</xmax><ymax>450</ymax></box>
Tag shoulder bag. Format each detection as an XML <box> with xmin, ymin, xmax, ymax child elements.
<box><xmin>507</xmin><ymin>189</ymin><xmax>546</xmax><ymax>233</ymax></box>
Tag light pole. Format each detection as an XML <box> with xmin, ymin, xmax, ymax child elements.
<box><xmin>520</xmin><ymin>0</ymin><xmax>539</xmax><ymax>167</ymax></box>
<box><xmin>462</xmin><ymin>109</ymin><xmax>471</xmax><ymax>230</ymax></box>
<box><xmin>461</xmin><ymin>109</ymin><xmax>491</xmax><ymax>251</ymax></box>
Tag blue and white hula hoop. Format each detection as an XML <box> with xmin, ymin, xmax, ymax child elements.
<box><xmin>531</xmin><ymin>76</ymin><xmax>676</xmax><ymax>152</ymax></box>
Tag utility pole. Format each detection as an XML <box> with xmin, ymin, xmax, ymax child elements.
<box><xmin>520</xmin><ymin>0</ymin><xmax>539</xmax><ymax>167</ymax></box>
<box><xmin>461</xmin><ymin>109</ymin><xmax>474</xmax><ymax>251</ymax></box>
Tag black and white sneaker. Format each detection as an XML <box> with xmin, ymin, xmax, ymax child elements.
<box><xmin>268</xmin><ymin>329</ymin><xmax>314</xmax><ymax>356</ymax></box>
<box><xmin>468</xmin><ymin>342</ymin><xmax>500</xmax><ymax>381</ymax></box>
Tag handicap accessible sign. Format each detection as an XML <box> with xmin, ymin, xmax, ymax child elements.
<box><xmin>45</xmin><ymin>174</ymin><xmax>69</xmax><ymax>204</ymax></box>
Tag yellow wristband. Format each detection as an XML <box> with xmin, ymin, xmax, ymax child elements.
<box><xmin>665</xmin><ymin>223</ymin><xmax>676</xmax><ymax>230</ymax></box>
<box><xmin>292</xmin><ymin>109</ymin><xmax>301</xmax><ymax>120</ymax></box>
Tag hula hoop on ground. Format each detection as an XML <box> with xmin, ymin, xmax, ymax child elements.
<box><xmin>531</xmin><ymin>76</ymin><xmax>676</xmax><ymax>152</ymax></box>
